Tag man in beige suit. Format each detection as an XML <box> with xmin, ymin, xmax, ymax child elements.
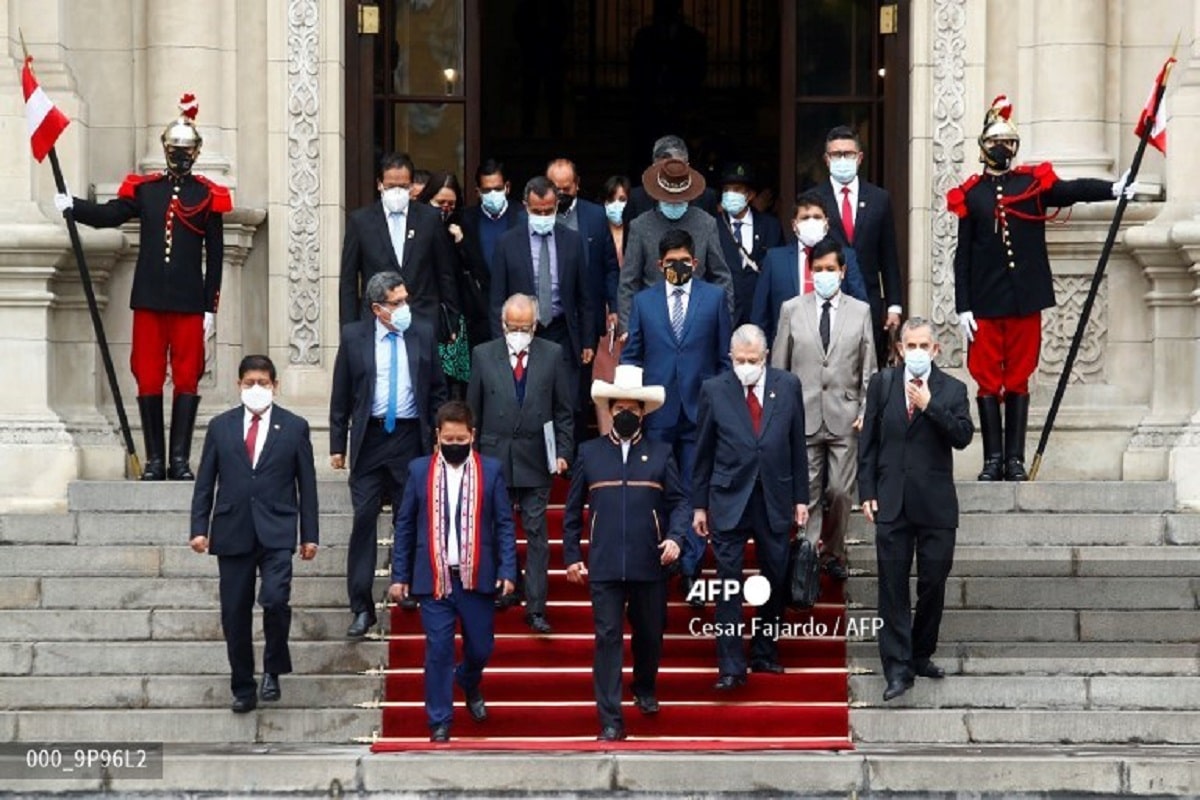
<box><xmin>771</xmin><ymin>238</ymin><xmax>876</xmax><ymax>579</ymax></box>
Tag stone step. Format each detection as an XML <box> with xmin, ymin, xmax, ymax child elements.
<box><xmin>848</xmin><ymin>642</ymin><xmax>1200</xmax><ymax>676</ymax></box>
<box><xmin>0</xmin><ymin>609</ymin><xmax>387</xmax><ymax>642</ymax></box>
<box><xmin>62</xmin><ymin>480</ymin><xmax>1178</xmax><ymax>515</ymax></box>
<box><xmin>1</xmin><ymin>641</ymin><xmax>384</xmax><ymax>677</ymax></box>
<box><xmin>15</xmin><ymin>577</ymin><xmax>391</xmax><ymax>610</ymax></box>
<box><xmin>0</xmin><ymin>674</ymin><xmax>378</xmax><ymax>709</ymax></box>
<box><xmin>843</xmin><ymin>544</ymin><xmax>1200</xmax><ymax>576</ymax></box>
<box><xmin>848</xmin><ymin>675</ymin><xmax>1200</xmax><ymax>710</ymax></box>
<box><xmin>1</xmin><ymin>708</ymin><xmax>379</xmax><ymax>744</ymax></box>
<box><xmin>849</xmin><ymin>512</ymin><xmax>1174</xmax><ymax>546</ymax></box>
<box><xmin>843</xmin><ymin>575</ymin><xmax>1196</xmax><ymax>609</ymax></box>
<box><xmin>0</xmin><ymin>512</ymin><xmax>389</xmax><ymax>546</ymax></box>
<box><xmin>849</xmin><ymin>709</ymin><xmax>1200</xmax><ymax>745</ymax></box>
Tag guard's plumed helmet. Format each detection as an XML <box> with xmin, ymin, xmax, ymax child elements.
<box><xmin>161</xmin><ymin>93</ymin><xmax>202</xmax><ymax>152</ymax></box>
<box><xmin>978</xmin><ymin>94</ymin><xmax>1019</xmax><ymax>169</ymax></box>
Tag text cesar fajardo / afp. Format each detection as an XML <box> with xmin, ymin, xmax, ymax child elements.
<box><xmin>687</xmin><ymin>616</ymin><xmax>885</xmax><ymax>640</ymax></box>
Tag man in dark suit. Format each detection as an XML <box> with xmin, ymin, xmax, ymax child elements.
<box><xmin>490</xmin><ymin>176</ymin><xmax>595</xmax><ymax>401</ymax></box>
<box><xmin>190</xmin><ymin>354</ymin><xmax>319</xmax><ymax>713</ymax></box>
<box><xmin>330</xmin><ymin>271</ymin><xmax>447</xmax><ymax>637</ymax></box>
<box><xmin>388</xmin><ymin>401</ymin><xmax>518</xmax><ymax>742</ymax></box>
<box><xmin>458</xmin><ymin>159</ymin><xmax>521</xmax><ymax>349</ymax></box>
<box><xmin>715</xmin><ymin>163</ymin><xmax>783</xmax><ymax>327</ymax></box>
<box><xmin>858</xmin><ymin>317</ymin><xmax>974</xmax><ymax>701</ymax></box>
<box><xmin>816</xmin><ymin>126</ymin><xmax>903</xmax><ymax>367</ymax></box>
<box><xmin>693</xmin><ymin>325</ymin><xmax>809</xmax><ymax>688</ymax></box>
<box><xmin>623</xmin><ymin>134</ymin><xmax>720</xmax><ymax>222</ymax></box>
<box><xmin>467</xmin><ymin>294</ymin><xmax>574</xmax><ymax>634</ymax></box>
<box><xmin>563</xmin><ymin>365</ymin><xmax>688</xmax><ymax>741</ymax></box>
<box><xmin>339</xmin><ymin>151</ymin><xmax>460</xmax><ymax>329</ymax></box>
<box><xmin>622</xmin><ymin>228</ymin><xmax>732</xmax><ymax>598</ymax></box>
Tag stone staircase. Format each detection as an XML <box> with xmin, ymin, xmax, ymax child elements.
<box><xmin>1</xmin><ymin>480</ymin><xmax>1197</xmax><ymax>753</ymax></box>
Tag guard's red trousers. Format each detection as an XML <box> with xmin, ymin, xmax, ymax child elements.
<box><xmin>131</xmin><ymin>309</ymin><xmax>204</xmax><ymax>395</ymax></box>
<box><xmin>967</xmin><ymin>312</ymin><xmax>1040</xmax><ymax>398</ymax></box>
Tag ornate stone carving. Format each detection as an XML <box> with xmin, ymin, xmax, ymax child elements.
<box><xmin>930</xmin><ymin>0</ymin><xmax>968</xmax><ymax>366</ymax></box>
<box><xmin>287</xmin><ymin>0</ymin><xmax>321</xmax><ymax>365</ymax></box>
<box><xmin>1037</xmin><ymin>275</ymin><xmax>1108</xmax><ymax>385</ymax></box>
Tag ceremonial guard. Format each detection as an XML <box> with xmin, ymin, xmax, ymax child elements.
<box><xmin>59</xmin><ymin>94</ymin><xmax>231</xmax><ymax>481</ymax></box>
<box><xmin>949</xmin><ymin>95</ymin><xmax>1131</xmax><ymax>481</ymax></box>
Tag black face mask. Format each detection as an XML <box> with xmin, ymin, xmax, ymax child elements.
<box><xmin>440</xmin><ymin>442</ymin><xmax>472</xmax><ymax>466</ymax></box>
<box><xmin>612</xmin><ymin>410</ymin><xmax>641</xmax><ymax>439</ymax></box>
<box><xmin>984</xmin><ymin>143</ymin><xmax>1014</xmax><ymax>171</ymax></box>
<box><xmin>556</xmin><ymin>193</ymin><xmax>575</xmax><ymax>214</ymax></box>
<box><xmin>166</xmin><ymin>148</ymin><xmax>195</xmax><ymax>175</ymax></box>
<box><xmin>663</xmin><ymin>259</ymin><xmax>694</xmax><ymax>286</ymax></box>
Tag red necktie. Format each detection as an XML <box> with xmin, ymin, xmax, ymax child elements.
<box><xmin>513</xmin><ymin>351</ymin><xmax>526</xmax><ymax>382</ymax></box>
<box><xmin>245</xmin><ymin>414</ymin><xmax>261</xmax><ymax>464</ymax></box>
<box><xmin>907</xmin><ymin>378</ymin><xmax>923</xmax><ymax>421</ymax></box>
<box><xmin>802</xmin><ymin>247</ymin><xmax>814</xmax><ymax>295</ymax></box>
<box><xmin>747</xmin><ymin>388</ymin><xmax>762</xmax><ymax>435</ymax></box>
<box><xmin>841</xmin><ymin>187</ymin><xmax>855</xmax><ymax>243</ymax></box>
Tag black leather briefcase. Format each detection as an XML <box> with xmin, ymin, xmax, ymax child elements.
<box><xmin>787</xmin><ymin>536</ymin><xmax>821</xmax><ymax>609</ymax></box>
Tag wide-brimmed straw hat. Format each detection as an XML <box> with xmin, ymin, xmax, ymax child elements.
<box><xmin>590</xmin><ymin>365</ymin><xmax>665</xmax><ymax>414</ymax></box>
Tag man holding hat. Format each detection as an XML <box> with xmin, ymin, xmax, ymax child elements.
<box><xmin>716</xmin><ymin>162</ymin><xmax>783</xmax><ymax>327</ymax></box>
<box><xmin>563</xmin><ymin>365</ymin><xmax>689</xmax><ymax>742</ymax></box>
<box><xmin>949</xmin><ymin>94</ymin><xmax>1136</xmax><ymax>482</ymax></box>
<box><xmin>617</xmin><ymin>157</ymin><xmax>734</xmax><ymax>335</ymax></box>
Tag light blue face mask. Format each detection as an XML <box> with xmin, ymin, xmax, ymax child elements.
<box><xmin>904</xmin><ymin>348</ymin><xmax>932</xmax><ymax>377</ymax></box>
<box><xmin>605</xmin><ymin>200</ymin><xmax>626</xmax><ymax>226</ymax></box>
<box><xmin>812</xmin><ymin>270</ymin><xmax>841</xmax><ymax>299</ymax></box>
<box><xmin>829</xmin><ymin>156</ymin><xmax>858</xmax><ymax>185</ymax></box>
<box><xmin>481</xmin><ymin>190</ymin><xmax>507</xmax><ymax>216</ymax></box>
<box><xmin>529</xmin><ymin>213</ymin><xmax>555</xmax><ymax>235</ymax></box>
<box><xmin>721</xmin><ymin>191</ymin><xmax>748</xmax><ymax>216</ymax></box>
<box><xmin>659</xmin><ymin>201</ymin><xmax>688</xmax><ymax>221</ymax></box>
<box><xmin>385</xmin><ymin>303</ymin><xmax>412</xmax><ymax>334</ymax></box>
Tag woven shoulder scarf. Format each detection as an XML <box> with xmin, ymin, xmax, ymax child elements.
<box><xmin>426</xmin><ymin>451</ymin><xmax>484</xmax><ymax>599</ymax></box>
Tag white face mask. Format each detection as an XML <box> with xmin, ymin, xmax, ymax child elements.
<box><xmin>734</xmin><ymin>362</ymin><xmax>764</xmax><ymax>387</ymax></box>
<box><xmin>505</xmin><ymin>331</ymin><xmax>532</xmax><ymax>354</ymax></box>
<box><xmin>794</xmin><ymin>217</ymin><xmax>829</xmax><ymax>247</ymax></box>
<box><xmin>528</xmin><ymin>213</ymin><xmax>555</xmax><ymax>236</ymax></box>
<box><xmin>241</xmin><ymin>385</ymin><xmax>274</xmax><ymax>413</ymax></box>
<box><xmin>904</xmin><ymin>348</ymin><xmax>933</xmax><ymax>378</ymax></box>
<box><xmin>381</xmin><ymin>186</ymin><xmax>410</xmax><ymax>214</ymax></box>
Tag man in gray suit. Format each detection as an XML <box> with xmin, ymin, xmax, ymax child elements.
<box><xmin>617</xmin><ymin>158</ymin><xmax>734</xmax><ymax>335</ymax></box>
<box><xmin>771</xmin><ymin>238</ymin><xmax>876</xmax><ymax>580</ymax></box>
<box><xmin>467</xmin><ymin>294</ymin><xmax>574</xmax><ymax>634</ymax></box>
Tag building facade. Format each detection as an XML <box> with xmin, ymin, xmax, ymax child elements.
<box><xmin>1</xmin><ymin>0</ymin><xmax>1198</xmax><ymax>510</ymax></box>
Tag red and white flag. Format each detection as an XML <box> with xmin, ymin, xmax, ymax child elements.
<box><xmin>1135</xmin><ymin>56</ymin><xmax>1175</xmax><ymax>155</ymax></box>
<box><xmin>20</xmin><ymin>56</ymin><xmax>70</xmax><ymax>163</ymax></box>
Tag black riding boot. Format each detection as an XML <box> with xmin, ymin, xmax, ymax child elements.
<box><xmin>1004</xmin><ymin>393</ymin><xmax>1030</xmax><ymax>481</ymax></box>
<box><xmin>138</xmin><ymin>395</ymin><xmax>166</xmax><ymax>481</ymax></box>
<box><xmin>167</xmin><ymin>393</ymin><xmax>201</xmax><ymax>480</ymax></box>
<box><xmin>976</xmin><ymin>396</ymin><xmax>1004</xmax><ymax>481</ymax></box>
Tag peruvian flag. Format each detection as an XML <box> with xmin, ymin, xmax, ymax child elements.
<box><xmin>1135</xmin><ymin>56</ymin><xmax>1175</xmax><ymax>154</ymax></box>
<box><xmin>21</xmin><ymin>56</ymin><xmax>70</xmax><ymax>163</ymax></box>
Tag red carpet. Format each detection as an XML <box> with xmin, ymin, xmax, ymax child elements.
<box><xmin>372</xmin><ymin>479</ymin><xmax>852</xmax><ymax>751</ymax></box>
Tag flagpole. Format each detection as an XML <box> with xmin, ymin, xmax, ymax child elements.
<box><xmin>21</xmin><ymin>37</ymin><xmax>141</xmax><ymax>478</ymax></box>
<box><xmin>1028</xmin><ymin>57</ymin><xmax>1174</xmax><ymax>481</ymax></box>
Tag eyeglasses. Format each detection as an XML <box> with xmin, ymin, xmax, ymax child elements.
<box><xmin>826</xmin><ymin>150</ymin><xmax>859</xmax><ymax>160</ymax></box>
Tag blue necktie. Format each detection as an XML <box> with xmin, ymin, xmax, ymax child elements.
<box><xmin>671</xmin><ymin>288</ymin><xmax>685</xmax><ymax>341</ymax></box>
<box><xmin>385</xmin><ymin>331</ymin><xmax>399</xmax><ymax>433</ymax></box>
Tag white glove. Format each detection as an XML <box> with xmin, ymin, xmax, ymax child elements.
<box><xmin>1112</xmin><ymin>168</ymin><xmax>1141</xmax><ymax>200</ymax></box>
<box><xmin>203</xmin><ymin>312</ymin><xmax>215</xmax><ymax>339</ymax></box>
<box><xmin>53</xmin><ymin>193</ymin><xmax>74</xmax><ymax>213</ymax></box>
<box><xmin>958</xmin><ymin>311</ymin><xmax>977</xmax><ymax>344</ymax></box>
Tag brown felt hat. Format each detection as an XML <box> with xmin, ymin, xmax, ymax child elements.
<box><xmin>641</xmin><ymin>157</ymin><xmax>706</xmax><ymax>204</ymax></box>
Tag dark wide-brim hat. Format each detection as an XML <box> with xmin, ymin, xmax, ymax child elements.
<box><xmin>642</xmin><ymin>157</ymin><xmax>706</xmax><ymax>204</ymax></box>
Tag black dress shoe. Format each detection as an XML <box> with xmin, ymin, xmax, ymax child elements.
<box><xmin>597</xmin><ymin>724</ymin><xmax>627</xmax><ymax>741</ymax></box>
<box><xmin>230</xmin><ymin>696</ymin><xmax>257</xmax><ymax>714</ymax></box>
<box><xmin>525</xmin><ymin>613</ymin><xmax>552</xmax><ymax>634</ymax></box>
<box><xmin>346</xmin><ymin>611</ymin><xmax>377</xmax><ymax>638</ymax></box>
<box><xmin>914</xmin><ymin>660</ymin><xmax>946</xmax><ymax>679</ymax></box>
<box><xmin>465</xmin><ymin>688</ymin><xmax>487</xmax><ymax>722</ymax></box>
<box><xmin>883</xmin><ymin>676</ymin><xmax>914</xmax><ymax>701</ymax></box>
<box><xmin>259</xmin><ymin>673</ymin><xmax>281</xmax><ymax>702</ymax></box>
<box><xmin>713</xmin><ymin>674</ymin><xmax>747</xmax><ymax>690</ymax></box>
<box><xmin>750</xmin><ymin>660</ymin><xmax>786</xmax><ymax>674</ymax></box>
<box><xmin>633</xmin><ymin>694</ymin><xmax>659</xmax><ymax>714</ymax></box>
<box><xmin>429</xmin><ymin>724</ymin><xmax>451</xmax><ymax>742</ymax></box>
<box><xmin>824</xmin><ymin>559</ymin><xmax>849</xmax><ymax>582</ymax></box>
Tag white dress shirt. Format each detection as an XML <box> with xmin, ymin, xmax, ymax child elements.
<box><xmin>621</xmin><ymin>440</ymin><xmax>631</xmax><ymax>463</ymax></box>
<box><xmin>744</xmin><ymin>366</ymin><xmax>765</xmax><ymax>406</ymax></box>
<box><xmin>443</xmin><ymin>459</ymin><xmax>465</xmax><ymax>566</ymax></box>
<box><xmin>242</xmin><ymin>404</ymin><xmax>273</xmax><ymax>469</ymax></box>
<box><xmin>387</xmin><ymin>209</ymin><xmax>407</xmax><ymax>267</ymax></box>
<box><xmin>729</xmin><ymin>211</ymin><xmax>755</xmax><ymax>269</ymax></box>
<box><xmin>665</xmin><ymin>277</ymin><xmax>694</xmax><ymax>318</ymax></box>
<box><xmin>817</xmin><ymin>290</ymin><xmax>842</xmax><ymax>334</ymax></box>
<box><xmin>796</xmin><ymin>247</ymin><xmax>813</xmax><ymax>295</ymax></box>
<box><xmin>903</xmin><ymin>368</ymin><xmax>926</xmax><ymax>415</ymax></box>
<box><xmin>830</xmin><ymin>176</ymin><xmax>859</xmax><ymax>228</ymax></box>
<box><xmin>371</xmin><ymin>318</ymin><xmax>416</xmax><ymax>419</ymax></box>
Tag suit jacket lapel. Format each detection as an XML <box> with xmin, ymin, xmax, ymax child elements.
<box><xmin>726</xmin><ymin>373</ymin><xmax>756</xmax><ymax>439</ymax></box>
<box><xmin>232</xmin><ymin>410</ymin><xmax>253</xmax><ymax>468</ymax></box>
<box><xmin>801</xmin><ymin>293</ymin><xmax>822</xmax><ymax>351</ymax></box>
<box><xmin>256</xmin><ymin>411</ymin><xmax>283</xmax><ymax>468</ymax></box>
<box><xmin>787</xmin><ymin>244</ymin><xmax>801</xmax><ymax>297</ymax></box>
<box><xmin>757</xmin><ymin>371</ymin><xmax>777</xmax><ymax>438</ymax></box>
<box><xmin>828</xmin><ymin>296</ymin><xmax>850</xmax><ymax>356</ymax></box>
<box><xmin>679</xmin><ymin>284</ymin><xmax>702</xmax><ymax>342</ymax></box>
<box><xmin>824</xmin><ymin>184</ymin><xmax>847</xmax><ymax>241</ymax></box>
<box><xmin>404</xmin><ymin>326</ymin><xmax>421</xmax><ymax>391</ymax></box>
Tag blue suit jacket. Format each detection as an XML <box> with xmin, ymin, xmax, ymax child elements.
<box><xmin>621</xmin><ymin>279</ymin><xmax>732</xmax><ymax>429</ymax></box>
<box><xmin>489</xmin><ymin>222</ymin><xmax>596</xmax><ymax>361</ymax></box>
<box><xmin>716</xmin><ymin>209</ymin><xmax>784</xmax><ymax>327</ymax></box>
<box><xmin>391</xmin><ymin>454</ymin><xmax>518</xmax><ymax>596</ymax></box>
<box><xmin>751</xmin><ymin>242</ymin><xmax>869</xmax><ymax>345</ymax></box>
<box><xmin>692</xmin><ymin>368</ymin><xmax>809</xmax><ymax>533</ymax></box>
<box><xmin>562</xmin><ymin>435</ymin><xmax>689</xmax><ymax>582</ymax></box>
<box><xmin>190</xmin><ymin>405</ymin><xmax>319</xmax><ymax>554</ymax></box>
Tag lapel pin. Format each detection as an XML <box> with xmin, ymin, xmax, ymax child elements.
<box><xmin>859</xmin><ymin>201</ymin><xmax>866</xmax><ymax>208</ymax></box>
<box><xmin>769</xmin><ymin>391</ymin><xmax>776</xmax><ymax>399</ymax></box>
<box><xmin>641</xmin><ymin>454</ymin><xmax>649</xmax><ymax>462</ymax></box>
<box><xmin>407</xmin><ymin>229</ymin><xmax>415</xmax><ymax>239</ymax></box>
<box><xmin>273</xmin><ymin>424</ymin><xmax>281</xmax><ymax>430</ymax></box>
